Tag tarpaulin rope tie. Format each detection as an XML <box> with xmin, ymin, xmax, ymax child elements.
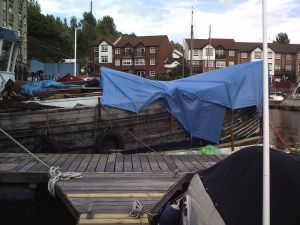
<box><xmin>0</xmin><ymin>127</ymin><xmax>82</xmax><ymax>197</ymax></box>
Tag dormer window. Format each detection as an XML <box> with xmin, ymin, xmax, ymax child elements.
<box><xmin>101</xmin><ymin>44</ymin><xmax>108</xmax><ymax>52</ymax></box>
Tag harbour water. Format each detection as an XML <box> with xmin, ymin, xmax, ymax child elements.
<box><xmin>270</xmin><ymin>109</ymin><xmax>300</xmax><ymax>150</ymax></box>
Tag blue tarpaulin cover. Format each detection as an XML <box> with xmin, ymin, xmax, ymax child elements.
<box><xmin>100</xmin><ymin>61</ymin><xmax>263</xmax><ymax>143</ymax></box>
<box><xmin>21</xmin><ymin>80</ymin><xmax>65</xmax><ymax>96</ymax></box>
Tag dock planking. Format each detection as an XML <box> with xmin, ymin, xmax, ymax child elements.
<box><xmin>0</xmin><ymin>152</ymin><xmax>226</xmax><ymax>225</ymax></box>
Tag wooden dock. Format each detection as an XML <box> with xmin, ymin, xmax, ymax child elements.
<box><xmin>0</xmin><ymin>153</ymin><xmax>226</xmax><ymax>225</ymax></box>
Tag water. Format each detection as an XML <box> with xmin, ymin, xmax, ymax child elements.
<box><xmin>270</xmin><ymin>109</ymin><xmax>300</xmax><ymax>150</ymax></box>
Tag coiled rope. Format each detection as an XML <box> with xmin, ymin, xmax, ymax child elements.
<box><xmin>0</xmin><ymin>127</ymin><xmax>82</xmax><ymax>197</ymax></box>
<box><xmin>129</xmin><ymin>200</ymin><xmax>160</xmax><ymax>219</ymax></box>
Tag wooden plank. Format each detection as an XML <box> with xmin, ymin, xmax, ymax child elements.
<box><xmin>131</xmin><ymin>155</ymin><xmax>142</xmax><ymax>172</ymax></box>
<box><xmin>17</xmin><ymin>161</ymin><xmax>37</xmax><ymax>172</ymax></box>
<box><xmin>154</xmin><ymin>155</ymin><xmax>170</xmax><ymax>172</ymax></box>
<box><xmin>0</xmin><ymin>164</ymin><xmax>17</xmax><ymax>171</ymax></box>
<box><xmin>67</xmin><ymin>193</ymin><xmax>164</xmax><ymax>198</ymax></box>
<box><xmin>95</xmin><ymin>154</ymin><xmax>108</xmax><ymax>172</ymax></box>
<box><xmin>39</xmin><ymin>154</ymin><xmax>63</xmax><ymax>172</ymax></box>
<box><xmin>146</xmin><ymin>155</ymin><xmax>161</xmax><ymax>172</ymax></box>
<box><xmin>139</xmin><ymin>155</ymin><xmax>152</xmax><ymax>172</ymax></box>
<box><xmin>170</xmin><ymin>155</ymin><xmax>188</xmax><ymax>172</ymax></box>
<box><xmin>114</xmin><ymin>154</ymin><xmax>124</xmax><ymax>172</ymax></box>
<box><xmin>76</xmin><ymin>154</ymin><xmax>93</xmax><ymax>172</ymax></box>
<box><xmin>80</xmin><ymin>213</ymin><xmax>148</xmax><ymax>219</ymax></box>
<box><xmin>123</xmin><ymin>155</ymin><xmax>132</xmax><ymax>172</ymax></box>
<box><xmin>179</xmin><ymin>155</ymin><xmax>198</xmax><ymax>172</ymax></box>
<box><xmin>78</xmin><ymin>217</ymin><xmax>148</xmax><ymax>224</ymax></box>
<box><xmin>14</xmin><ymin>158</ymin><xmax>34</xmax><ymax>171</ymax></box>
<box><xmin>162</xmin><ymin>155</ymin><xmax>177</xmax><ymax>172</ymax></box>
<box><xmin>68</xmin><ymin>154</ymin><xmax>86</xmax><ymax>172</ymax></box>
<box><xmin>59</xmin><ymin>154</ymin><xmax>78</xmax><ymax>172</ymax></box>
<box><xmin>27</xmin><ymin>154</ymin><xmax>54</xmax><ymax>172</ymax></box>
<box><xmin>194</xmin><ymin>156</ymin><xmax>212</xmax><ymax>169</ymax></box>
<box><xmin>105</xmin><ymin>154</ymin><xmax>117</xmax><ymax>172</ymax></box>
<box><xmin>185</xmin><ymin>155</ymin><xmax>205</xmax><ymax>170</ymax></box>
<box><xmin>86</xmin><ymin>154</ymin><xmax>101</xmax><ymax>172</ymax></box>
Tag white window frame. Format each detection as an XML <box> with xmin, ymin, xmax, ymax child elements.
<box><xmin>115</xmin><ymin>48</ymin><xmax>120</xmax><ymax>54</ymax></box>
<box><xmin>101</xmin><ymin>44</ymin><xmax>108</xmax><ymax>52</ymax></box>
<box><xmin>150</xmin><ymin>47</ymin><xmax>156</xmax><ymax>53</ymax></box>
<box><xmin>134</xmin><ymin>58</ymin><xmax>145</xmax><ymax>65</ymax></box>
<box><xmin>150</xmin><ymin>58</ymin><xmax>156</xmax><ymax>65</ymax></box>
<box><xmin>193</xmin><ymin>50</ymin><xmax>199</xmax><ymax>56</ymax></box>
<box><xmin>229</xmin><ymin>61</ymin><xmax>235</xmax><ymax>66</ymax></box>
<box><xmin>286</xmin><ymin>54</ymin><xmax>292</xmax><ymax>60</ymax></box>
<box><xmin>101</xmin><ymin>56</ymin><xmax>108</xmax><ymax>63</ymax></box>
<box><xmin>254</xmin><ymin>51</ymin><xmax>262</xmax><ymax>59</ymax></box>
<box><xmin>115</xmin><ymin>59</ymin><xmax>120</xmax><ymax>66</ymax></box>
<box><xmin>241</xmin><ymin>52</ymin><xmax>248</xmax><ymax>58</ymax></box>
<box><xmin>204</xmin><ymin>61</ymin><xmax>214</xmax><ymax>68</ymax></box>
<box><xmin>216</xmin><ymin>49</ymin><xmax>224</xmax><ymax>57</ymax></box>
<box><xmin>122</xmin><ymin>59</ymin><xmax>132</xmax><ymax>66</ymax></box>
<box><xmin>268</xmin><ymin>52</ymin><xmax>273</xmax><ymax>59</ymax></box>
<box><xmin>216</xmin><ymin>61</ymin><xmax>226</xmax><ymax>68</ymax></box>
<box><xmin>285</xmin><ymin>65</ymin><xmax>291</xmax><ymax>71</ymax></box>
<box><xmin>229</xmin><ymin>50</ymin><xmax>235</xmax><ymax>57</ymax></box>
<box><xmin>149</xmin><ymin>71</ymin><xmax>156</xmax><ymax>76</ymax></box>
<box><xmin>205</xmin><ymin>48</ymin><xmax>213</xmax><ymax>57</ymax></box>
<box><xmin>192</xmin><ymin>60</ymin><xmax>199</xmax><ymax>68</ymax></box>
<box><xmin>94</xmin><ymin>47</ymin><xmax>99</xmax><ymax>52</ymax></box>
<box><xmin>137</xmin><ymin>48</ymin><xmax>145</xmax><ymax>56</ymax></box>
<box><xmin>275</xmin><ymin>64</ymin><xmax>281</xmax><ymax>71</ymax></box>
<box><xmin>268</xmin><ymin>63</ymin><xmax>272</xmax><ymax>71</ymax></box>
<box><xmin>275</xmin><ymin>53</ymin><xmax>281</xmax><ymax>60</ymax></box>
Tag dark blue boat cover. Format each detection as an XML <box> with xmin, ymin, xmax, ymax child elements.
<box><xmin>100</xmin><ymin>61</ymin><xmax>263</xmax><ymax>143</ymax></box>
<box><xmin>21</xmin><ymin>80</ymin><xmax>65</xmax><ymax>96</ymax></box>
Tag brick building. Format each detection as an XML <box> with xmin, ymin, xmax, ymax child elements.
<box><xmin>185</xmin><ymin>38</ymin><xmax>300</xmax><ymax>83</ymax></box>
<box><xmin>92</xmin><ymin>35</ymin><xmax>176</xmax><ymax>78</ymax></box>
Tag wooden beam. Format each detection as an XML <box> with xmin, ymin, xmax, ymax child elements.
<box><xmin>67</xmin><ymin>193</ymin><xmax>164</xmax><ymax>198</ymax></box>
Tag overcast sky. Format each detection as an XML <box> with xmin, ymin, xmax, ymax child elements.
<box><xmin>37</xmin><ymin>0</ymin><xmax>300</xmax><ymax>44</ymax></box>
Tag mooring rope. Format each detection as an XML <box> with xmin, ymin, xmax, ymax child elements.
<box><xmin>0</xmin><ymin>127</ymin><xmax>82</xmax><ymax>197</ymax></box>
<box><xmin>129</xmin><ymin>200</ymin><xmax>160</xmax><ymax>219</ymax></box>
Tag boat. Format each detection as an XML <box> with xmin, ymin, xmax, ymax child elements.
<box><xmin>269</xmin><ymin>92</ymin><xmax>284</xmax><ymax>102</ymax></box>
<box><xmin>0</xmin><ymin>28</ymin><xmax>262</xmax><ymax>154</ymax></box>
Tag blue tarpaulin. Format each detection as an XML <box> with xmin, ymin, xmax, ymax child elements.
<box><xmin>100</xmin><ymin>61</ymin><xmax>263</xmax><ymax>143</ymax></box>
<box><xmin>21</xmin><ymin>80</ymin><xmax>65</xmax><ymax>96</ymax></box>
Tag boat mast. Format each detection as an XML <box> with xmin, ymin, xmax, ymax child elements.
<box><xmin>262</xmin><ymin>0</ymin><xmax>270</xmax><ymax>224</ymax></box>
<box><xmin>190</xmin><ymin>9</ymin><xmax>194</xmax><ymax>76</ymax></box>
<box><xmin>207</xmin><ymin>25</ymin><xmax>212</xmax><ymax>71</ymax></box>
<box><xmin>74</xmin><ymin>28</ymin><xmax>77</xmax><ymax>77</ymax></box>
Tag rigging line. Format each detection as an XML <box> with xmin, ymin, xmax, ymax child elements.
<box><xmin>0</xmin><ymin>127</ymin><xmax>50</xmax><ymax>169</ymax></box>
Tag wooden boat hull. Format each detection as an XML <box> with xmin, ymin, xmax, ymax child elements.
<box><xmin>0</xmin><ymin>103</ymin><xmax>260</xmax><ymax>153</ymax></box>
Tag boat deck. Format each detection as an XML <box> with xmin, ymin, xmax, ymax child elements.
<box><xmin>0</xmin><ymin>153</ymin><xmax>226</xmax><ymax>225</ymax></box>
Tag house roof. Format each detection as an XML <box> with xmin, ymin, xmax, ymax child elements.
<box><xmin>237</xmin><ymin>42</ymin><xmax>300</xmax><ymax>54</ymax></box>
<box><xmin>115</xmin><ymin>35</ymin><xmax>169</xmax><ymax>47</ymax></box>
<box><xmin>185</xmin><ymin>38</ymin><xmax>239</xmax><ymax>50</ymax></box>
<box><xmin>93</xmin><ymin>36</ymin><xmax>120</xmax><ymax>46</ymax></box>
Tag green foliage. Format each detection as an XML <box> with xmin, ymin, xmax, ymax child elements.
<box><xmin>27</xmin><ymin>1</ymin><xmax>132</xmax><ymax>65</ymax></box>
<box><xmin>170</xmin><ymin>40</ymin><xmax>184</xmax><ymax>53</ymax></box>
<box><xmin>273</xmin><ymin>32</ymin><xmax>290</xmax><ymax>44</ymax></box>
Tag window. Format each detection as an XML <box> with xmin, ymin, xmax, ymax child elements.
<box><xmin>254</xmin><ymin>51</ymin><xmax>262</xmax><ymax>59</ymax></box>
<box><xmin>268</xmin><ymin>52</ymin><xmax>273</xmax><ymax>59</ymax></box>
<box><xmin>101</xmin><ymin>56</ymin><xmax>108</xmax><ymax>63</ymax></box>
<box><xmin>216</xmin><ymin>61</ymin><xmax>226</xmax><ymax>68</ymax></box>
<box><xmin>8</xmin><ymin>7</ymin><xmax>13</xmax><ymax>21</ymax></box>
<box><xmin>286</xmin><ymin>54</ymin><xmax>292</xmax><ymax>60</ymax></box>
<box><xmin>150</xmin><ymin>47</ymin><xmax>156</xmax><ymax>53</ymax></box>
<box><xmin>125</xmin><ymin>48</ymin><xmax>132</xmax><ymax>56</ymax></box>
<box><xmin>193</xmin><ymin>50</ymin><xmax>200</xmax><ymax>56</ymax></box>
<box><xmin>285</xmin><ymin>65</ymin><xmax>291</xmax><ymax>71</ymax></box>
<box><xmin>101</xmin><ymin>44</ymin><xmax>108</xmax><ymax>52</ymax></box>
<box><xmin>275</xmin><ymin>64</ymin><xmax>280</xmax><ymax>71</ymax></box>
<box><xmin>115</xmin><ymin>59</ymin><xmax>120</xmax><ymax>66</ymax></box>
<box><xmin>94</xmin><ymin>57</ymin><xmax>99</xmax><ymax>63</ymax></box>
<box><xmin>134</xmin><ymin>58</ymin><xmax>145</xmax><ymax>65</ymax></box>
<box><xmin>205</xmin><ymin>48</ymin><xmax>213</xmax><ymax>56</ymax></box>
<box><xmin>216</xmin><ymin>49</ymin><xmax>224</xmax><ymax>57</ymax></box>
<box><xmin>229</xmin><ymin>61</ymin><xmax>235</xmax><ymax>66</ymax></box>
<box><xmin>137</xmin><ymin>48</ymin><xmax>145</xmax><ymax>56</ymax></box>
<box><xmin>137</xmin><ymin>71</ymin><xmax>145</xmax><ymax>77</ymax></box>
<box><xmin>241</xmin><ymin>52</ymin><xmax>248</xmax><ymax>58</ymax></box>
<box><xmin>275</xmin><ymin>53</ymin><xmax>281</xmax><ymax>59</ymax></box>
<box><xmin>94</xmin><ymin>47</ymin><xmax>99</xmax><ymax>52</ymax></box>
<box><xmin>149</xmin><ymin>71</ymin><xmax>156</xmax><ymax>76</ymax></box>
<box><xmin>268</xmin><ymin>63</ymin><xmax>272</xmax><ymax>71</ymax></box>
<box><xmin>192</xmin><ymin>60</ymin><xmax>199</xmax><ymax>68</ymax></box>
<box><xmin>298</xmin><ymin>65</ymin><xmax>300</xmax><ymax>71</ymax></box>
<box><xmin>204</xmin><ymin>61</ymin><xmax>214</xmax><ymax>67</ymax></box>
<box><xmin>229</xmin><ymin>50</ymin><xmax>235</xmax><ymax>57</ymax></box>
<box><xmin>115</xmin><ymin>48</ymin><xmax>120</xmax><ymax>54</ymax></box>
<box><xmin>150</xmin><ymin>58</ymin><xmax>156</xmax><ymax>65</ymax></box>
<box><xmin>122</xmin><ymin>59</ymin><xmax>132</xmax><ymax>65</ymax></box>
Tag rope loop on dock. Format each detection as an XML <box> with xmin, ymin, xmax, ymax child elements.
<box><xmin>129</xmin><ymin>200</ymin><xmax>160</xmax><ymax>220</ymax></box>
<box><xmin>48</xmin><ymin>166</ymin><xmax>82</xmax><ymax>197</ymax></box>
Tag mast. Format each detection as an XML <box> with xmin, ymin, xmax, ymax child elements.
<box><xmin>74</xmin><ymin>28</ymin><xmax>77</xmax><ymax>76</ymax></box>
<box><xmin>262</xmin><ymin>0</ymin><xmax>270</xmax><ymax>225</ymax></box>
<box><xmin>207</xmin><ymin>25</ymin><xmax>212</xmax><ymax>71</ymax></box>
<box><xmin>189</xmin><ymin>9</ymin><xmax>194</xmax><ymax>76</ymax></box>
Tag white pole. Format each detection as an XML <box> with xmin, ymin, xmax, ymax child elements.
<box><xmin>262</xmin><ymin>0</ymin><xmax>270</xmax><ymax>225</ymax></box>
<box><xmin>74</xmin><ymin>28</ymin><xmax>77</xmax><ymax>76</ymax></box>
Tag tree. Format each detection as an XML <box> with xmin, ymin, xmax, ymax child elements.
<box><xmin>96</xmin><ymin>16</ymin><xmax>118</xmax><ymax>36</ymax></box>
<box><xmin>170</xmin><ymin>40</ymin><xmax>184</xmax><ymax>53</ymax></box>
<box><xmin>273</xmin><ymin>32</ymin><xmax>290</xmax><ymax>44</ymax></box>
